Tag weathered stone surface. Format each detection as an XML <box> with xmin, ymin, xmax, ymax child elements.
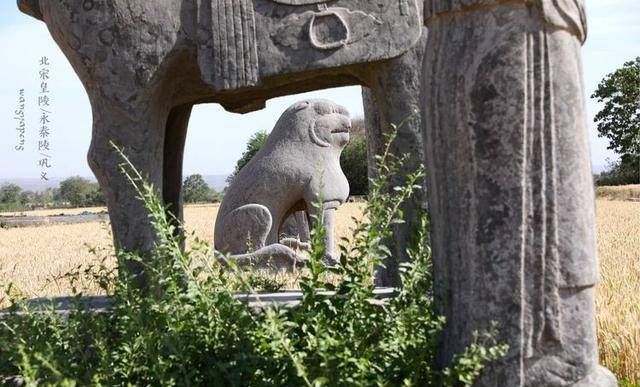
<box><xmin>198</xmin><ymin>0</ymin><xmax>422</xmax><ymax>91</ymax></box>
<box><xmin>362</xmin><ymin>12</ymin><xmax>428</xmax><ymax>287</ymax></box>
<box><xmin>280</xmin><ymin>210</ymin><xmax>310</xmax><ymax>245</ymax></box>
<box><xmin>215</xmin><ymin>99</ymin><xmax>351</xmax><ymax>266</ymax></box>
<box><xmin>421</xmin><ymin>0</ymin><xmax>615</xmax><ymax>385</ymax></box>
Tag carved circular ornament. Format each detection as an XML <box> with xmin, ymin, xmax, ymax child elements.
<box><xmin>308</xmin><ymin>9</ymin><xmax>350</xmax><ymax>50</ymax></box>
<box><xmin>269</xmin><ymin>0</ymin><xmax>349</xmax><ymax>51</ymax></box>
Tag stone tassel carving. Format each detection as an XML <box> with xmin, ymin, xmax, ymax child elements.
<box><xmin>202</xmin><ymin>0</ymin><xmax>259</xmax><ymax>91</ymax></box>
<box><xmin>421</xmin><ymin>0</ymin><xmax>616</xmax><ymax>385</ymax></box>
<box><xmin>522</xmin><ymin>29</ymin><xmax>563</xmax><ymax>360</ymax></box>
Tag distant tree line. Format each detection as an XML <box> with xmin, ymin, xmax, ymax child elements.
<box><xmin>0</xmin><ymin>177</ymin><xmax>104</xmax><ymax>212</ymax></box>
<box><xmin>2</xmin><ymin>117</ymin><xmax>369</xmax><ymax>212</ymax></box>
<box><xmin>0</xmin><ymin>173</ymin><xmax>224</xmax><ymax>212</ymax></box>
<box><xmin>182</xmin><ymin>174</ymin><xmax>223</xmax><ymax>204</ymax></box>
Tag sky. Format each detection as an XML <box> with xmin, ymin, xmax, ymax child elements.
<box><xmin>1</xmin><ymin>1</ymin><xmax>638</xmax><ymax>181</ymax></box>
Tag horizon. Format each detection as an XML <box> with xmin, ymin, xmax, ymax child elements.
<box><xmin>0</xmin><ymin>174</ymin><xmax>230</xmax><ymax>193</ymax></box>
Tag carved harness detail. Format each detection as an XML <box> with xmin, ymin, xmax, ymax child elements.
<box><xmin>198</xmin><ymin>0</ymin><xmax>421</xmax><ymax>92</ymax></box>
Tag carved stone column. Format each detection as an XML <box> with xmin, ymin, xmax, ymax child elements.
<box><xmin>421</xmin><ymin>1</ymin><xmax>616</xmax><ymax>385</ymax></box>
<box><xmin>363</xmin><ymin>26</ymin><xmax>429</xmax><ymax>287</ymax></box>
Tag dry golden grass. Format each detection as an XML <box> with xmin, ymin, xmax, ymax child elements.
<box><xmin>0</xmin><ymin>200</ymin><xmax>637</xmax><ymax>382</ymax></box>
<box><xmin>0</xmin><ymin>203</ymin><xmax>363</xmax><ymax>301</ymax></box>
<box><xmin>595</xmin><ymin>200</ymin><xmax>640</xmax><ymax>383</ymax></box>
<box><xmin>1</xmin><ymin>206</ymin><xmax>107</xmax><ymax>217</ymax></box>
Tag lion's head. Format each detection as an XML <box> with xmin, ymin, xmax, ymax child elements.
<box><xmin>270</xmin><ymin>99</ymin><xmax>352</xmax><ymax>151</ymax></box>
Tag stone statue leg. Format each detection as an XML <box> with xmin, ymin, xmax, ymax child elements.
<box><xmin>293</xmin><ymin>211</ymin><xmax>310</xmax><ymax>243</ymax></box>
<box><xmin>280</xmin><ymin>211</ymin><xmax>311</xmax><ymax>251</ymax></box>
<box><xmin>321</xmin><ymin>207</ymin><xmax>337</xmax><ymax>265</ymax></box>
<box><xmin>216</xmin><ymin>204</ymin><xmax>304</xmax><ymax>270</ymax></box>
<box><xmin>421</xmin><ymin>3</ymin><xmax>615</xmax><ymax>386</ymax></box>
<box><xmin>163</xmin><ymin>104</ymin><xmax>193</xmax><ymax>230</ymax></box>
<box><xmin>363</xmin><ymin>27</ymin><xmax>428</xmax><ymax>287</ymax></box>
<box><xmin>217</xmin><ymin>204</ymin><xmax>272</xmax><ymax>254</ymax></box>
<box><xmin>88</xmin><ymin>96</ymin><xmax>172</xmax><ymax>288</ymax></box>
<box><xmin>306</xmin><ymin>202</ymin><xmax>340</xmax><ymax>265</ymax></box>
<box><xmin>32</xmin><ymin>0</ymin><xmax>187</xmax><ymax>287</ymax></box>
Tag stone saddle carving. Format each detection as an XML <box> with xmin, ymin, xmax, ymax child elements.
<box><xmin>17</xmin><ymin>0</ymin><xmax>424</xmax><ymax>289</ymax></box>
<box><xmin>197</xmin><ymin>0</ymin><xmax>421</xmax><ymax>91</ymax></box>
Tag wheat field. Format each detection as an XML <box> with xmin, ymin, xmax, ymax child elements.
<box><xmin>0</xmin><ymin>200</ymin><xmax>638</xmax><ymax>382</ymax></box>
<box><xmin>0</xmin><ymin>203</ymin><xmax>364</xmax><ymax>301</ymax></box>
<box><xmin>594</xmin><ymin>200</ymin><xmax>640</xmax><ymax>383</ymax></box>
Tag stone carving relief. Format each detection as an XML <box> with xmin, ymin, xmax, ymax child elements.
<box><xmin>20</xmin><ymin>0</ymin><xmax>423</xmax><ymax>282</ymax></box>
<box><xmin>198</xmin><ymin>0</ymin><xmax>422</xmax><ymax>92</ymax></box>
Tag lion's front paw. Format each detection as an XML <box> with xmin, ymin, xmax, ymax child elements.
<box><xmin>280</xmin><ymin>237</ymin><xmax>311</xmax><ymax>251</ymax></box>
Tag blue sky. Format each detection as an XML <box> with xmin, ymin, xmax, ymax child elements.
<box><xmin>1</xmin><ymin>1</ymin><xmax>639</xmax><ymax>180</ymax></box>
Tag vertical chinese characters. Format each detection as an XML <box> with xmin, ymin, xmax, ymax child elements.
<box><xmin>38</xmin><ymin>56</ymin><xmax>52</xmax><ymax>181</ymax></box>
<box><xmin>14</xmin><ymin>89</ymin><xmax>26</xmax><ymax>151</ymax></box>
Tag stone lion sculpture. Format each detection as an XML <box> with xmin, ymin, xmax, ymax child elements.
<box><xmin>214</xmin><ymin>99</ymin><xmax>351</xmax><ymax>268</ymax></box>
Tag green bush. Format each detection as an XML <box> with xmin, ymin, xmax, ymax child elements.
<box><xmin>0</xmin><ymin>134</ymin><xmax>506</xmax><ymax>386</ymax></box>
<box><xmin>0</xmin><ymin>202</ymin><xmax>24</xmax><ymax>213</ymax></box>
<box><xmin>340</xmin><ymin>118</ymin><xmax>369</xmax><ymax>195</ymax></box>
<box><xmin>57</xmin><ymin>177</ymin><xmax>105</xmax><ymax>207</ymax></box>
<box><xmin>595</xmin><ymin>156</ymin><xmax>640</xmax><ymax>186</ymax></box>
<box><xmin>0</xmin><ymin>184</ymin><xmax>24</xmax><ymax>212</ymax></box>
<box><xmin>0</xmin><ymin>184</ymin><xmax>22</xmax><ymax>204</ymax></box>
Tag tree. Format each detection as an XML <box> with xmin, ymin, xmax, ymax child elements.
<box><xmin>340</xmin><ymin>118</ymin><xmax>369</xmax><ymax>195</ymax></box>
<box><xmin>35</xmin><ymin>188</ymin><xmax>56</xmax><ymax>207</ymax></box>
<box><xmin>0</xmin><ymin>184</ymin><xmax>22</xmax><ymax>204</ymax></box>
<box><xmin>58</xmin><ymin>177</ymin><xmax>97</xmax><ymax>207</ymax></box>
<box><xmin>20</xmin><ymin>191</ymin><xmax>36</xmax><ymax>206</ymax></box>
<box><xmin>226</xmin><ymin>131</ymin><xmax>268</xmax><ymax>184</ymax></box>
<box><xmin>592</xmin><ymin>57</ymin><xmax>640</xmax><ymax>184</ymax></box>
<box><xmin>211</xmin><ymin>189</ymin><xmax>223</xmax><ymax>203</ymax></box>
<box><xmin>595</xmin><ymin>158</ymin><xmax>639</xmax><ymax>186</ymax></box>
<box><xmin>86</xmin><ymin>186</ymin><xmax>106</xmax><ymax>206</ymax></box>
<box><xmin>183</xmin><ymin>174</ymin><xmax>214</xmax><ymax>203</ymax></box>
